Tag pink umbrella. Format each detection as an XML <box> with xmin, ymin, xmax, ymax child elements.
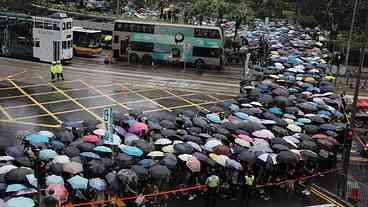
<box><xmin>186</xmin><ymin>157</ymin><xmax>201</xmax><ymax>173</ymax></box>
<box><xmin>46</xmin><ymin>184</ymin><xmax>69</xmax><ymax>204</ymax></box>
<box><xmin>312</xmin><ymin>133</ymin><xmax>328</xmax><ymax>139</ymax></box>
<box><xmin>82</xmin><ymin>135</ymin><xmax>99</xmax><ymax>143</ymax></box>
<box><xmin>252</xmin><ymin>129</ymin><xmax>275</xmax><ymax>139</ymax></box>
<box><xmin>237</xmin><ymin>134</ymin><xmax>253</xmax><ymax>143</ymax></box>
<box><xmin>128</xmin><ymin>122</ymin><xmax>148</xmax><ymax>134</ymax></box>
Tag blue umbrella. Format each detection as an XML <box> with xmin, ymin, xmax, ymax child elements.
<box><xmin>297</xmin><ymin>118</ymin><xmax>311</xmax><ymax>124</ymax></box>
<box><xmin>67</xmin><ymin>175</ymin><xmax>88</xmax><ymax>190</ymax></box>
<box><xmin>46</xmin><ymin>175</ymin><xmax>64</xmax><ymax>185</ymax></box>
<box><xmin>320</xmin><ymin>123</ymin><xmax>337</xmax><ymax>131</ymax></box>
<box><xmin>25</xmin><ymin>134</ymin><xmax>49</xmax><ymax>144</ymax></box>
<box><xmin>80</xmin><ymin>152</ymin><xmax>101</xmax><ymax>159</ymax></box>
<box><xmin>121</xmin><ymin>146</ymin><xmax>143</xmax><ymax>157</ymax></box>
<box><xmin>229</xmin><ymin>104</ymin><xmax>240</xmax><ymax>112</ymax></box>
<box><xmin>138</xmin><ymin>159</ymin><xmax>156</xmax><ymax>168</ymax></box>
<box><xmin>6</xmin><ymin>197</ymin><xmax>35</xmax><ymax>207</ymax></box>
<box><xmin>94</xmin><ymin>146</ymin><xmax>113</xmax><ymax>153</ymax></box>
<box><xmin>39</xmin><ymin>149</ymin><xmax>57</xmax><ymax>161</ymax></box>
<box><xmin>62</xmin><ymin>120</ymin><xmax>83</xmax><ymax>129</ymax></box>
<box><xmin>269</xmin><ymin>107</ymin><xmax>283</xmax><ymax>115</ymax></box>
<box><xmin>6</xmin><ymin>184</ymin><xmax>27</xmax><ymax>192</ymax></box>
<box><xmin>206</xmin><ymin>113</ymin><xmax>222</xmax><ymax>123</ymax></box>
<box><xmin>234</xmin><ymin>112</ymin><xmax>249</xmax><ymax>120</ymax></box>
<box><xmin>89</xmin><ymin>178</ymin><xmax>107</xmax><ymax>191</ymax></box>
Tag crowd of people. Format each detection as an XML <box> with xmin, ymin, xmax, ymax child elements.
<box><xmin>0</xmin><ymin>19</ymin><xmax>347</xmax><ymax>207</ymax></box>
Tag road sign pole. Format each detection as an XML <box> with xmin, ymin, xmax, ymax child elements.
<box><xmin>103</xmin><ymin>107</ymin><xmax>113</xmax><ymax>143</ymax></box>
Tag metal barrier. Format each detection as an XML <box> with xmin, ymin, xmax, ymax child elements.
<box><xmin>346</xmin><ymin>176</ymin><xmax>368</xmax><ymax>207</ymax></box>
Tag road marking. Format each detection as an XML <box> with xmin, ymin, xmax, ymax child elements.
<box><xmin>79</xmin><ymin>80</ymin><xmax>130</xmax><ymax>110</ymax></box>
<box><xmin>0</xmin><ymin>70</ymin><xmax>27</xmax><ymax>82</ymax></box>
<box><xmin>117</xmin><ymin>84</ymin><xmax>172</xmax><ymax>112</ymax></box>
<box><xmin>159</xmin><ymin>88</ymin><xmax>210</xmax><ymax>112</ymax></box>
<box><xmin>0</xmin><ymin>119</ymin><xmax>60</xmax><ymax>128</ymax></box>
<box><xmin>309</xmin><ymin>187</ymin><xmax>343</xmax><ymax>207</ymax></box>
<box><xmin>45</xmin><ymin>81</ymin><xmax>104</xmax><ymax>123</ymax></box>
<box><xmin>305</xmin><ymin>205</ymin><xmax>335</xmax><ymax>207</ymax></box>
<box><xmin>7</xmin><ymin>79</ymin><xmax>62</xmax><ymax>124</ymax></box>
<box><xmin>0</xmin><ymin>105</ymin><xmax>12</xmax><ymax>120</ymax></box>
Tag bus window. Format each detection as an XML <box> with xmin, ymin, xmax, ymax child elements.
<box><xmin>130</xmin><ymin>41</ymin><xmax>154</xmax><ymax>52</ymax></box>
<box><xmin>194</xmin><ymin>28</ymin><xmax>220</xmax><ymax>39</ymax></box>
<box><xmin>53</xmin><ymin>23</ymin><xmax>60</xmax><ymax>31</ymax></box>
<box><xmin>35</xmin><ymin>21</ymin><xmax>43</xmax><ymax>29</ymax></box>
<box><xmin>62</xmin><ymin>41</ymin><xmax>67</xmax><ymax>49</ymax></box>
<box><xmin>45</xmin><ymin>22</ymin><xmax>52</xmax><ymax>30</ymax></box>
<box><xmin>193</xmin><ymin>47</ymin><xmax>220</xmax><ymax>58</ymax></box>
<box><xmin>66</xmin><ymin>22</ymin><xmax>72</xmax><ymax>29</ymax></box>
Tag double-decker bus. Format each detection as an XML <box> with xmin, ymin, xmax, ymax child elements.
<box><xmin>112</xmin><ymin>20</ymin><xmax>224</xmax><ymax>68</ymax></box>
<box><xmin>0</xmin><ymin>12</ymin><xmax>73</xmax><ymax>63</ymax></box>
<box><xmin>73</xmin><ymin>27</ymin><xmax>103</xmax><ymax>56</ymax></box>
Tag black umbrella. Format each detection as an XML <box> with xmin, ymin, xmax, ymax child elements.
<box><xmin>161</xmin><ymin>129</ymin><xmax>177</xmax><ymax>138</ymax></box>
<box><xmin>274</xmin><ymin>96</ymin><xmax>289</xmax><ymax>107</ymax></box>
<box><xmin>300</xmin><ymin>150</ymin><xmax>318</xmax><ymax>160</ymax></box>
<box><xmin>101</xmin><ymin>158</ymin><xmax>114</xmax><ymax>171</ymax></box>
<box><xmin>319</xmin><ymin>149</ymin><xmax>332</xmax><ymax>159</ymax></box>
<box><xmin>54</xmin><ymin>129</ymin><xmax>74</xmax><ymax>143</ymax></box>
<box><xmin>222</xmin><ymin>122</ymin><xmax>239</xmax><ymax>132</ymax></box>
<box><xmin>105</xmin><ymin>172</ymin><xmax>122</xmax><ymax>193</ymax></box>
<box><xmin>160</xmin><ymin>120</ymin><xmax>176</xmax><ymax>129</ymax></box>
<box><xmin>151</xmin><ymin>132</ymin><xmax>164</xmax><ymax>141</ymax></box>
<box><xmin>116</xmin><ymin>153</ymin><xmax>135</xmax><ymax>168</ymax></box>
<box><xmin>215</xmin><ymin>127</ymin><xmax>231</xmax><ymax>136</ymax></box>
<box><xmin>160</xmin><ymin>154</ymin><xmax>177</xmax><ymax>170</ymax></box>
<box><xmin>182</xmin><ymin>109</ymin><xmax>196</xmax><ymax>118</ymax></box>
<box><xmin>238</xmin><ymin>150</ymin><xmax>256</xmax><ymax>163</ymax></box>
<box><xmin>262</xmin><ymin>112</ymin><xmax>279</xmax><ymax>120</ymax></box>
<box><xmin>298</xmin><ymin>102</ymin><xmax>318</xmax><ymax>112</ymax></box>
<box><xmin>300</xmin><ymin>139</ymin><xmax>318</xmax><ymax>151</ymax></box>
<box><xmin>5</xmin><ymin>167</ymin><xmax>33</xmax><ymax>184</ymax></box>
<box><xmin>193</xmin><ymin>117</ymin><xmax>208</xmax><ymax>129</ymax></box>
<box><xmin>198</xmin><ymin>133</ymin><xmax>212</xmax><ymax>139</ymax></box>
<box><xmin>131</xmin><ymin>165</ymin><xmax>149</xmax><ymax>181</ymax></box>
<box><xmin>86</xmin><ymin>159</ymin><xmax>106</xmax><ymax>177</ymax></box>
<box><xmin>174</xmin><ymin>143</ymin><xmax>194</xmax><ymax>154</ymax></box>
<box><xmin>183</xmin><ymin>135</ymin><xmax>203</xmax><ymax>144</ymax></box>
<box><xmin>272</xmin><ymin>144</ymin><xmax>290</xmax><ymax>151</ymax></box>
<box><xmin>212</xmin><ymin>133</ymin><xmax>228</xmax><ymax>141</ymax></box>
<box><xmin>132</xmin><ymin>140</ymin><xmax>154</xmax><ymax>153</ymax></box>
<box><xmin>270</xmin><ymin>138</ymin><xmax>288</xmax><ymax>146</ymax></box>
<box><xmin>326</xmin><ymin>130</ymin><xmax>339</xmax><ymax>138</ymax></box>
<box><xmin>51</xmin><ymin>141</ymin><xmax>65</xmax><ymax>151</ymax></box>
<box><xmin>276</xmin><ymin>151</ymin><xmax>299</xmax><ymax>164</ymax></box>
<box><xmin>259</xmin><ymin>94</ymin><xmax>273</xmax><ymax>105</ymax></box>
<box><xmin>6</xmin><ymin>145</ymin><xmax>24</xmax><ymax>158</ymax></box>
<box><xmin>272</xmin><ymin>126</ymin><xmax>289</xmax><ymax>136</ymax></box>
<box><xmin>149</xmin><ymin>165</ymin><xmax>170</xmax><ymax>182</ymax></box>
<box><xmin>176</xmin><ymin>129</ymin><xmax>188</xmax><ymax>136</ymax></box>
<box><xmin>285</xmin><ymin>106</ymin><xmax>299</xmax><ymax>115</ymax></box>
<box><xmin>147</xmin><ymin>120</ymin><xmax>162</xmax><ymax>131</ymax></box>
<box><xmin>303</xmin><ymin>125</ymin><xmax>320</xmax><ymax>135</ymax></box>
<box><xmin>78</xmin><ymin>143</ymin><xmax>95</xmax><ymax>152</ymax></box>
<box><xmin>47</xmin><ymin>163</ymin><xmax>63</xmax><ymax>175</ymax></box>
<box><xmin>14</xmin><ymin>157</ymin><xmax>33</xmax><ymax>168</ymax></box>
<box><xmin>272</xmin><ymin>88</ymin><xmax>289</xmax><ymax>97</ymax></box>
<box><xmin>64</xmin><ymin>146</ymin><xmax>80</xmax><ymax>157</ymax></box>
<box><xmin>187</xmin><ymin>127</ymin><xmax>202</xmax><ymax>135</ymax></box>
<box><xmin>83</xmin><ymin>119</ymin><xmax>100</xmax><ymax>131</ymax></box>
<box><xmin>117</xmin><ymin>169</ymin><xmax>138</xmax><ymax>186</ymax></box>
<box><xmin>273</xmin><ymin>118</ymin><xmax>288</xmax><ymax>127</ymax></box>
<box><xmin>316</xmin><ymin>139</ymin><xmax>334</xmax><ymax>149</ymax></box>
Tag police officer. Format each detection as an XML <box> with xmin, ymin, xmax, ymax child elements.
<box><xmin>241</xmin><ymin>171</ymin><xmax>255</xmax><ymax>207</ymax></box>
<box><xmin>205</xmin><ymin>169</ymin><xmax>220</xmax><ymax>207</ymax></box>
<box><xmin>49</xmin><ymin>61</ymin><xmax>57</xmax><ymax>82</ymax></box>
<box><xmin>56</xmin><ymin>60</ymin><xmax>64</xmax><ymax>81</ymax></box>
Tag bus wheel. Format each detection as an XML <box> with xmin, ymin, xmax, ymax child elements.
<box><xmin>195</xmin><ymin>59</ymin><xmax>204</xmax><ymax>71</ymax></box>
<box><xmin>129</xmin><ymin>53</ymin><xmax>139</xmax><ymax>63</ymax></box>
<box><xmin>142</xmin><ymin>54</ymin><xmax>152</xmax><ymax>65</ymax></box>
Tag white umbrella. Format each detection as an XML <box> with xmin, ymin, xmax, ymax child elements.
<box><xmin>216</xmin><ymin>155</ymin><xmax>229</xmax><ymax>167</ymax></box>
<box><xmin>154</xmin><ymin>138</ymin><xmax>172</xmax><ymax>145</ymax></box>
<box><xmin>178</xmin><ymin>154</ymin><xmax>194</xmax><ymax>162</ymax></box>
<box><xmin>0</xmin><ymin>156</ymin><xmax>14</xmax><ymax>161</ymax></box>
<box><xmin>147</xmin><ymin>151</ymin><xmax>164</xmax><ymax>157</ymax></box>
<box><xmin>173</xmin><ymin>140</ymin><xmax>184</xmax><ymax>145</ymax></box>
<box><xmin>187</xmin><ymin>141</ymin><xmax>202</xmax><ymax>152</ymax></box>
<box><xmin>234</xmin><ymin>138</ymin><xmax>251</xmax><ymax>148</ymax></box>
<box><xmin>161</xmin><ymin>145</ymin><xmax>175</xmax><ymax>153</ymax></box>
<box><xmin>250</xmin><ymin>101</ymin><xmax>263</xmax><ymax>107</ymax></box>
<box><xmin>103</xmin><ymin>134</ymin><xmax>121</xmax><ymax>146</ymax></box>
<box><xmin>283</xmin><ymin>118</ymin><xmax>294</xmax><ymax>124</ymax></box>
<box><xmin>283</xmin><ymin>136</ymin><xmax>300</xmax><ymax>144</ymax></box>
<box><xmin>257</xmin><ymin>153</ymin><xmax>277</xmax><ymax>164</ymax></box>
<box><xmin>287</xmin><ymin>124</ymin><xmax>302</xmax><ymax>133</ymax></box>
<box><xmin>290</xmin><ymin>149</ymin><xmax>301</xmax><ymax>156</ymax></box>
<box><xmin>93</xmin><ymin>129</ymin><xmax>105</xmax><ymax>136</ymax></box>
<box><xmin>226</xmin><ymin>159</ymin><xmax>243</xmax><ymax>171</ymax></box>
<box><xmin>53</xmin><ymin>155</ymin><xmax>70</xmax><ymax>164</ymax></box>
<box><xmin>204</xmin><ymin>139</ymin><xmax>222</xmax><ymax>152</ymax></box>
<box><xmin>0</xmin><ymin>165</ymin><xmax>17</xmax><ymax>174</ymax></box>
<box><xmin>38</xmin><ymin>131</ymin><xmax>54</xmax><ymax>138</ymax></box>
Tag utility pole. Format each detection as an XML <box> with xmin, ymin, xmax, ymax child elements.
<box><xmin>341</xmin><ymin>14</ymin><xmax>368</xmax><ymax>199</ymax></box>
<box><xmin>116</xmin><ymin>0</ymin><xmax>120</xmax><ymax>15</ymax></box>
<box><xmin>344</xmin><ymin>0</ymin><xmax>359</xmax><ymax>85</ymax></box>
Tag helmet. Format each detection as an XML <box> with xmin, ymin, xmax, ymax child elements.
<box><xmin>56</xmin><ymin>60</ymin><xmax>61</xmax><ymax>64</ymax></box>
<box><xmin>52</xmin><ymin>61</ymin><xmax>56</xmax><ymax>64</ymax></box>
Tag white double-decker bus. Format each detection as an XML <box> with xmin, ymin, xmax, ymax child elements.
<box><xmin>0</xmin><ymin>12</ymin><xmax>73</xmax><ymax>63</ymax></box>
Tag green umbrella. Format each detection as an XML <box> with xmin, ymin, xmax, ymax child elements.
<box><xmin>6</xmin><ymin>197</ymin><xmax>35</xmax><ymax>207</ymax></box>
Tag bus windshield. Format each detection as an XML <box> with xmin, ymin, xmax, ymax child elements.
<box><xmin>74</xmin><ymin>31</ymin><xmax>101</xmax><ymax>48</ymax></box>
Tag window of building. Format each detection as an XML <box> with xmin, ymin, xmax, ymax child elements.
<box><xmin>53</xmin><ymin>23</ymin><xmax>60</xmax><ymax>31</ymax></box>
<box><xmin>45</xmin><ymin>22</ymin><xmax>52</xmax><ymax>30</ymax></box>
<box><xmin>193</xmin><ymin>47</ymin><xmax>220</xmax><ymax>58</ymax></box>
<box><xmin>114</xmin><ymin>35</ymin><xmax>119</xmax><ymax>43</ymax></box>
<box><xmin>62</xmin><ymin>23</ymin><xmax>66</xmax><ymax>30</ymax></box>
<box><xmin>34</xmin><ymin>41</ymin><xmax>40</xmax><ymax>47</ymax></box>
<box><xmin>35</xmin><ymin>21</ymin><xmax>43</xmax><ymax>29</ymax></box>
<box><xmin>130</xmin><ymin>41</ymin><xmax>154</xmax><ymax>52</ymax></box>
<box><xmin>66</xmin><ymin>22</ymin><xmax>72</xmax><ymax>29</ymax></box>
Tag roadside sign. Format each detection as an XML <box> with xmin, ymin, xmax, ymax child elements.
<box><xmin>103</xmin><ymin>107</ymin><xmax>113</xmax><ymax>143</ymax></box>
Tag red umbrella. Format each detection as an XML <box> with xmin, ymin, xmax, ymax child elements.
<box><xmin>213</xmin><ymin>145</ymin><xmax>232</xmax><ymax>156</ymax></box>
<box><xmin>82</xmin><ymin>135</ymin><xmax>99</xmax><ymax>143</ymax></box>
<box><xmin>128</xmin><ymin>122</ymin><xmax>148</xmax><ymax>134</ymax></box>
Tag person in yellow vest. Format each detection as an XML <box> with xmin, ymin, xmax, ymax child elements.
<box><xmin>242</xmin><ymin>171</ymin><xmax>255</xmax><ymax>207</ymax></box>
<box><xmin>49</xmin><ymin>61</ymin><xmax>57</xmax><ymax>82</ymax></box>
<box><xmin>205</xmin><ymin>169</ymin><xmax>220</xmax><ymax>207</ymax></box>
<box><xmin>56</xmin><ymin>60</ymin><xmax>64</xmax><ymax>81</ymax></box>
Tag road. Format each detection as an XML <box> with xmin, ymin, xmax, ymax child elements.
<box><xmin>0</xmin><ymin>56</ymin><xmax>354</xmax><ymax>206</ymax></box>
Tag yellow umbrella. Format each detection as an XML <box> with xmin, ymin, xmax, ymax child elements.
<box><xmin>209</xmin><ymin>153</ymin><xmax>219</xmax><ymax>161</ymax></box>
<box><xmin>320</xmin><ymin>59</ymin><xmax>327</xmax><ymax>64</ymax></box>
<box><xmin>104</xmin><ymin>35</ymin><xmax>112</xmax><ymax>41</ymax></box>
<box><xmin>147</xmin><ymin>151</ymin><xmax>164</xmax><ymax>157</ymax></box>
<box><xmin>270</xmin><ymin>75</ymin><xmax>280</xmax><ymax>79</ymax></box>
<box><xmin>324</xmin><ymin>75</ymin><xmax>335</xmax><ymax>81</ymax></box>
<box><xmin>271</xmin><ymin>51</ymin><xmax>279</xmax><ymax>56</ymax></box>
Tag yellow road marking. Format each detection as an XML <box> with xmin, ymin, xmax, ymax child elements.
<box><xmin>0</xmin><ymin>70</ymin><xmax>27</xmax><ymax>82</ymax></box>
<box><xmin>159</xmin><ymin>88</ymin><xmax>210</xmax><ymax>112</ymax></box>
<box><xmin>7</xmin><ymin>79</ymin><xmax>62</xmax><ymax>124</ymax></box>
<box><xmin>79</xmin><ymin>80</ymin><xmax>130</xmax><ymax>110</ymax></box>
<box><xmin>309</xmin><ymin>187</ymin><xmax>344</xmax><ymax>207</ymax></box>
<box><xmin>0</xmin><ymin>119</ymin><xmax>60</xmax><ymax>128</ymax></box>
<box><xmin>0</xmin><ymin>105</ymin><xmax>12</xmax><ymax>120</ymax></box>
<box><xmin>45</xmin><ymin>81</ymin><xmax>104</xmax><ymax>122</ymax></box>
<box><xmin>0</xmin><ymin>79</ymin><xmax>81</xmax><ymax>91</ymax></box>
<box><xmin>117</xmin><ymin>84</ymin><xmax>172</xmax><ymax>112</ymax></box>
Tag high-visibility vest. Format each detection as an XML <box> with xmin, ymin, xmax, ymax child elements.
<box><xmin>245</xmin><ymin>175</ymin><xmax>255</xmax><ymax>186</ymax></box>
<box><xmin>55</xmin><ymin>64</ymin><xmax>63</xmax><ymax>73</ymax></box>
<box><xmin>50</xmin><ymin>65</ymin><xmax>57</xmax><ymax>74</ymax></box>
<box><xmin>206</xmin><ymin>175</ymin><xmax>220</xmax><ymax>188</ymax></box>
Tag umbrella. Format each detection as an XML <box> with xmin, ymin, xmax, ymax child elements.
<box><xmin>252</xmin><ymin>129</ymin><xmax>275</xmax><ymax>139</ymax></box>
<box><xmin>300</xmin><ymin>150</ymin><xmax>318</xmax><ymax>160</ymax></box>
<box><xmin>238</xmin><ymin>150</ymin><xmax>256</xmax><ymax>163</ymax></box>
<box><xmin>5</xmin><ymin>167</ymin><xmax>33</xmax><ymax>183</ymax></box>
<box><xmin>25</xmin><ymin>133</ymin><xmax>49</xmax><ymax>144</ymax></box>
<box><xmin>131</xmin><ymin>165</ymin><xmax>149</xmax><ymax>180</ymax></box>
<box><xmin>46</xmin><ymin>175</ymin><xmax>64</xmax><ymax>186</ymax></box>
<box><xmin>138</xmin><ymin>159</ymin><xmax>156</xmax><ymax>168</ymax></box>
<box><xmin>0</xmin><ymin>165</ymin><xmax>17</xmax><ymax>174</ymax></box>
<box><xmin>6</xmin><ymin>145</ymin><xmax>24</xmax><ymax>158</ymax></box>
<box><xmin>94</xmin><ymin>146</ymin><xmax>113</xmax><ymax>153</ymax></box>
<box><xmin>193</xmin><ymin>152</ymin><xmax>209</xmax><ymax>162</ymax></box>
<box><xmin>272</xmin><ymin>144</ymin><xmax>290</xmax><ymax>151</ymax></box>
<box><xmin>124</xmin><ymin>133</ymin><xmax>140</xmax><ymax>145</ymax></box>
<box><xmin>51</xmin><ymin>141</ymin><xmax>65</xmax><ymax>151</ymax></box>
<box><xmin>6</xmin><ymin>197</ymin><xmax>35</xmax><ymax>207</ymax></box>
<box><xmin>186</xmin><ymin>157</ymin><xmax>201</xmax><ymax>172</ymax></box>
<box><xmin>234</xmin><ymin>112</ymin><xmax>249</xmax><ymax>120</ymax></box>
<box><xmin>53</xmin><ymin>155</ymin><xmax>70</xmax><ymax>164</ymax></box>
<box><xmin>77</xmin><ymin>143</ymin><xmax>95</xmax><ymax>152</ymax></box>
<box><xmin>287</xmin><ymin>124</ymin><xmax>302</xmax><ymax>133</ymax></box>
<box><xmin>162</xmin><ymin>145</ymin><xmax>175</xmax><ymax>153</ymax></box>
<box><xmin>105</xmin><ymin>172</ymin><xmax>121</xmax><ymax>192</ymax></box>
<box><xmin>204</xmin><ymin>139</ymin><xmax>222</xmax><ymax>152</ymax></box>
<box><xmin>320</xmin><ymin>123</ymin><xmax>338</xmax><ymax>131</ymax></box>
<box><xmin>118</xmin><ymin>169</ymin><xmax>138</xmax><ymax>185</ymax></box>
<box><xmin>160</xmin><ymin>120</ymin><xmax>176</xmax><ymax>129</ymax></box>
<box><xmin>121</xmin><ymin>146</ymin><xmax>143</xmax><ymax>157</ymax></box>
<box><xmin>154</xmin><ymin>138</ymin><xmax>172</xmax><ymax>145</ymax></box>
<box><xmin>6</xmin><ymin>184</ymin><xmax>27</xmax><ymax>192</ymax></box>
<box><xmin>213</xmin><ymin>145</ymin><xmax>232</xmax><ymax>156</ymax></box>
<box><xmin>80</xmin><ymin>152</ymin><xmax>101</xmax><ymax>161</ymax></box>
<box><xmin>38</xmin><ymin>130</ymin><xmax>54</xmax><ymax>138</ymax></box>
<box><xmin>312</xmin><ymin>134</ymin><xmax>328</xmax><ymax>139</ymax></box>
<box><xmin>174</xmin><ymin>143</ymin><xmax>194</xmax><ymax>154</ymax></box>
<box><xmin>128</xmin><ymin>122</ymin><xmax>148</xmax><ymax>134</ymax></box>
<box><xmin>215</xmin><ymin>154</ymin><xmax>229</xmax><ymax>167</ymax></box>
<box><xmin>0</xmin><ymin>156</ymin><xmax>14</xmax><ymax>162</ymax></box>
<box><xmin>82</xmin><ymin>134</ymin><xmax>99</xmax><ymax>143</ymax></box>
<box><xmin>206</xmin><ymin>113</ymin><xmax>222</xmax><ymax>123</ymax></box>
<box><xmin>48</xmin><ymin>163</ymin><xmax>63</xmax><ymax>175</ymax></box>
<box><xmin>226</xmin><ymin>159</ymin><xmax>243</xmax><ymax>171</ymax></box>
<box><xmin>63</xmin><ymin>162</ymin><xmax>83</xmax><ymax>175</ymax></box>
<box><xmin>277</xmin><ymin>151</ymin><xmax>299</xmax><ymax>164</ymax></box>
<box><xmin>89</xmin><ymin>178</ymin><xmax>107</xmax><ymax>191</ymax></box>
<box><xmin>160</xmin><ymin>154</ymin><xmax>177</xmax><ymax>170</ymax></box>
<box><xmin>149</xmin><ymin>165</ymin><xmax>170</xmax><ymax>182</ymax></box>
<box><xmin>46</xmin><ymin>184</ymin><xmax>68</xmax><ymax>204</ymax></box>
<box><xmin>235</xmin><ymin>138</ymin><xmax>251</xmax><ymax>148</ymax></box>
<box><xmin>64</xmin><ymin>146</ymin><xmax>80</xmax><ymax>158</ymax></box>
<box><xmin>257</xmin><ymin>153</ymin><xmax>278</xmax><ymax>164</ymax></box>
<box><xmin>14</xmin><ymin>157</ymin><xmax>33</xmax><ymax>168</ymax></box>
<box><xmin>86</xmin><ymin>160</ymin><xmax>106</xmax><ymax>177</ymax></box>
<box><xmin>249</xmin><ymin>145</ymin><xmax>273</xmax><ymax>153</ymax></box>
<box><xmin>187</xmin><ymin>141</ymin><xmax>202</xmax><ymax>152</ymax></box>
<box><xmin>67</xmin><ymin>175</ymin><xmax>88</xmax><ymax>190</ymax></box>
<box><xmin>132</xmin><ymin>139</ymin><xmax>154</xmax><ymax>153</ymax></box>
<box><xmin>147</xmin><ymin>151</ymin><xmax>164</xmax><ymax>157</ymax></box>
<box><xmin>178</xmin><ymin>154</ymin><xmax>194</xmax><ymax>162</ymax></box>
<box><xmin>39</xmin><ymin>149</ymin><xmax>57</xmax><ymax>161</ymax></box>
